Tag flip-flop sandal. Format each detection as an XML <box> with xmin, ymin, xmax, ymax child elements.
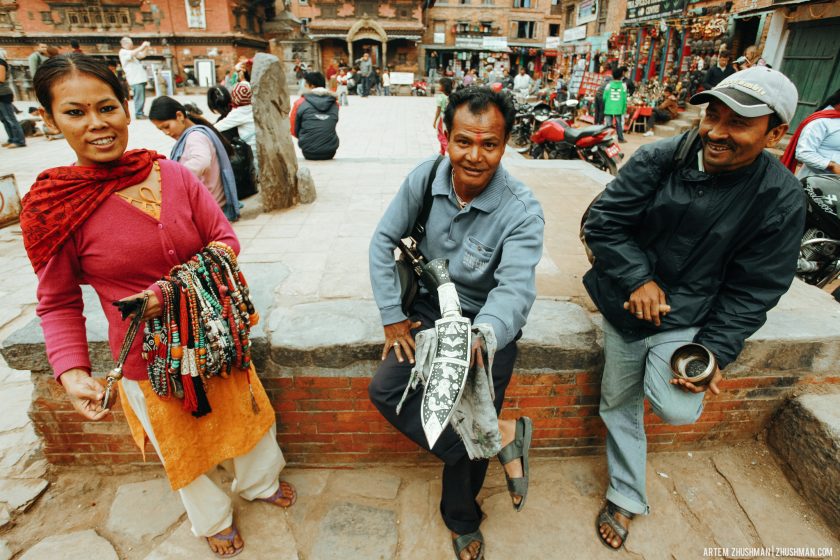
<box><xmin>257</xmin><ymin>480</ymin><xmax>297</xmax><ymax>508</ymax></box>
<box><xmin>596</xmin><ymin>501</ymin><xmax>635</xmax><ymax>551</ymax></box>
<box><xmin>497</xmin><ymin>416</ymin><xmax>532</xmax><ymax>512</ymax></box>
<box><xmin>452</xmin><ymin>529</ymin><xmax>485</xmax><ymax>560</ymax></box>
<box><xmin>206</xmin><ymin>524</ymin><xmax>244</xmax><ymax>558</ymax></box>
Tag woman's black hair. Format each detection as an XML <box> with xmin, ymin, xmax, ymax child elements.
<box><xmin>34</xmin><ymin>54</ymin><xmax>127</xmax><ymax>114</ymax></box>
<box><xmin>438</xmin><ymin>77</ymin><xmax>453</xmax><ymax>96</ymax></box>
<box><xmin>817</xmin><ymin>88</ymin><xmax>840</xmax><ymax>112</ymax></box>
<box><xmin>443</xmin><ymin>85</ymin><xmax>516</xmax><ymax>137</ymax></box>
<box><xmin>207</xmin><ymin>85</ymin><xmax>232</xmax><ymax>118</ymax></box>
<box><xmin>149</xmin><ymin>96</ymin><xmax>233</xmax><ymax>156</ymax></box>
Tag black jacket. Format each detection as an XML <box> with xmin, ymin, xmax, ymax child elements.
<box><xmin>583</xmin><ymin>133</ymin><xmax>805</xmax><ymax>368</ymax></box>
<box><xmin>702</xmin><ymin>64</ymin><xmax>735</xmax><ymax>90</ymax></box>
<box><xmin>294</xmin><ymin>88</ymin><xmax>339</xmax><ymax>160</ymax></box>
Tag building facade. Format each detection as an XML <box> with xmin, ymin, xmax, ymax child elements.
<box><xmin>0</xmin><ymin>0</ymin><xmax>273</xmax><ymax>99</ymax></box>
<box><xmin>287</xmin><ymin>1</ymin><xmax>426</xmax><ymax>73</ymax></box>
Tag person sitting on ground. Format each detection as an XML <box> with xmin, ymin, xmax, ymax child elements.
<box><xmin>149</xmin><ymin>96</ymin><xmax>240</xmax><ymax>221</ymax></box>
<box><xmin>369</xmin><ymin>85</ymin><xmax>544</xmax><ymax>560</ymax></box>
<box><xmin>290</xmin><ymin>71</ymin><xmax>339</xmax><ymax>161</ymax></box>
<box><xmin>643</xmin><ymin>85</ymin><xmax>680</xmax><ymax>135</ymax></box>
<box><xmin>214</xmin><ymin>81</ymin><xmax>258</xmax><ymax>172</ymax></box>
<box><xmin>584</xmin><ymin>66</ymin><xmax>804</xmax><ymax>552</ymax></box>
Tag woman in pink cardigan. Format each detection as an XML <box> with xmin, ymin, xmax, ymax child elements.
<box><xmin>20</xmin><ymin>54</ymin><xmax>294</xmax><ymax>558</ymax></box>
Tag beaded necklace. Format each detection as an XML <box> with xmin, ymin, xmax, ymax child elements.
<box><xmin>142</xmin><ymin>242</ymin><xmax>258</xmax><ymax>417</ymax></box>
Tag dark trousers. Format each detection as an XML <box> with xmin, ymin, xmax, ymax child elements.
<box><xmin>368</xmin><ymin>297</ymin><xmax>518</xmax><ymax>534</ymax></box>
<box><xmin>0</xmin><ymin>101</ymin><xmax>25</xmax><ymax>146</ymax></box>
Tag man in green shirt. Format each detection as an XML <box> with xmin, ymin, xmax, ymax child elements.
<box><xmin>603</xmin><ymin>67</ymin><xmax>628</xmax><ymax>143</ymax></box>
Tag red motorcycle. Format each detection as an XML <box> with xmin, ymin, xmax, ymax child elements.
<box><xmin>529</xmin><ymin>118</ymin><xmax>623</xmax><ymax>175</ymax></box>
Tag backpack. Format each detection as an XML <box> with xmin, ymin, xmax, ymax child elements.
<box><xmin>229</xmin><ymin>137</ymin><xmax>258</xmax><ymax>200</ymax></box>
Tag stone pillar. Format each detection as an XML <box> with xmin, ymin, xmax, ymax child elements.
<box><xmin>381</xmin><ymin>40</ymin><xmax>387</xmax><ymax>68</ymax></box>
<box><xmin>251</xmin><ymin>52</ymin><xmax>299</xmax><ymax>211</ymax></box>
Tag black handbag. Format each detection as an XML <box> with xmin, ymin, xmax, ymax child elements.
<box><xmin>229</xmin><ymin>137</ymin><xmax>258</xmax><ymax>200</ymax></box>
<box><xmin>397</xmin><ymin>155</ymin><xmax>444</xmax><ymax>315</ymax></box>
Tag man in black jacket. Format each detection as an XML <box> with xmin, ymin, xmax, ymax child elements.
<box><xmin>584</xmin><ymin>67</ymin><xmax>803</xmax><ymax>551</ymax></box>
<box><xmin>702</xmin><ymin>50</ymin><xmax>735</xmax><ymax>90</ymax></box>
<box><xmin>290</xmin><ymin>72</ymin><xmax>340</xmax><ymax>160</ymax></box>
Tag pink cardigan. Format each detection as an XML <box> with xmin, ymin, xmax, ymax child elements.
<box><xmin>35</xmin><ymin>159</ymin><xmax>240</xmax><ymax>382</ymax></box>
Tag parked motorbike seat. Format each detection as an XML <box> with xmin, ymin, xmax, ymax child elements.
<box><xmin>563</xmin><ymin>125</ymin><xmax>607</xmax><ymax>142</ymax></box>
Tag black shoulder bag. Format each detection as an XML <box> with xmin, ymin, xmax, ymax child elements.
<box><xmin>229</xmin><ymin>137</ymin><xmax>258</xmax><ymax>200</ymax></box>
<box><xmin>396</xmin><ymin>155</ymin><xmax>444</xmax><ymax>315</ymax></box>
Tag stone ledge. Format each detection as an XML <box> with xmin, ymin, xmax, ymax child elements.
<box><xmin>5</xmin><ymin>282</ymin><xmax>839</xmax><ymax>379</ymax></box>
<box><xmin>267</xmin><ymin>298</ymin><xmax>601</xmax><ymax>372</ymax></box>
<box><xmin>768</xmin><ymin>393</ymin><xmax>840</xmax><ymax>534</ymax></box>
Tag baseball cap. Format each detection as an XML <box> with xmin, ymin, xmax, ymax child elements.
<box><xmin>690</xmin><ymin>66</ymin><xmax>799</xmax><ymax>123</ymax></box>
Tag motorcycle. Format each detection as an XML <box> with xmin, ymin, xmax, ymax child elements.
<box><xmin>507</xmin><ymin>101</ymin><xmax>555</xmax><ymax>153</ymax></box>
<box><xmin>528</xmin><ymin>116</ymin><xmax>623</xmax><ymax>175</ymax></box>
<box><xmin>796</xmin><ymin>174</ymin><xmax>840</xmax><ymax>301</ymax></box>
<box><xmin>411</xmin><ymin>79</ymin><xmax>428</xmax><ymax>96</ymax></box>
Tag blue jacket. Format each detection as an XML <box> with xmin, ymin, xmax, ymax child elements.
<box><xmin>369</xmin><ymin>156</ymin><xmax>545</xmax><ymax>348</ymax></box>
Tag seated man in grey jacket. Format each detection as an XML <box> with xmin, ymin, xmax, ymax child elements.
<box><xmin>368</xmin><ymin>87</ymin><xmax>544</xmax><ymax>560</ymax></box>
<box><xmin>584</xmin><ymin>67</ymin><xmax>805</xmax><ymax>551</ymax></box>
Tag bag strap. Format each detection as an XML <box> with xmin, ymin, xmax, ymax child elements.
<box><xmin>410</xmin><ymin>155</ymin><xmax>445</xmax><ymax>243</ymax></box>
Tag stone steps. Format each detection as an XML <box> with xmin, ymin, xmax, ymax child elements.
<box><xmin>654</xmin><ymin>124</ymin><xmax>678</xmax><ymax>137</ymax></box>
<box><xmin>768</xmin><ymin>393</ymin><xmax>840</xmax><ymax>532</ymax></box>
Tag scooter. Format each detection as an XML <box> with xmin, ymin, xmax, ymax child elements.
<box><xmin>529</xmin><ymin>116</ymin><xmax>623</xmax><ymax>175</ymax></box>
<box><xmin>796</xmin><ymin>174</ymin><xmax>840</xmax><ymax>301</ymax></box>
<box><xmin>411</xmin><ymin>79</ymin><xmax>428</xmax><ymax>96</ymax></box>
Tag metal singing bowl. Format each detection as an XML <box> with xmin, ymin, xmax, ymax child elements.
<box><xmin>670</xmin><ymin>343</ymin><xmax>716</xmax><ymax>386</ymax></box>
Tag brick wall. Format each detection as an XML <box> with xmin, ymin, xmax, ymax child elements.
<box><xmin>28</xmin><ymin>366</ymin><xmax>840</xmax><ymax>468</ymax></box>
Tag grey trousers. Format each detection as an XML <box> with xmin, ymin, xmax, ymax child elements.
<box><xmin>599</xmin><ymin>320</ymin><xmax>705</xmax><ymax>514</ymax></box>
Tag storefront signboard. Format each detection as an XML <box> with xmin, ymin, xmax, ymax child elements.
<box><xmin>455</xmin><ymin>37</ymin><xmax>483</xmax><ymax>49</ymax></box>
<box><xmin>625</xmin><ymin>0</ymin><xmax>686</xmax><ymax>23</ymax></box>
<box><xmin>563</xmin><ymin>25</ymin><xmax>587</xmax><ymax>43</ymax></box>
<box><xmin>545</xmin><ymin>36</ymin><xmax>561</xmax><ymax>49</ymax></box>
<box><xmin>577</xmin><ymin>0</ymin><xmax>599</xmax><ymax>25</ymax></box>
<box><xmin>482</xmin><ymin>36</ymin><xmax>508</xmax><ymax>50</ymax></box>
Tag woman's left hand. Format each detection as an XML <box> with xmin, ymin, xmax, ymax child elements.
<box><xmin>117</xmin><ymin>291</ymin><xmax>161</xmax><ymax>320</ymax></box>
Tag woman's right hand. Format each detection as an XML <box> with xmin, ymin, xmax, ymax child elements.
<box><xmin>60</xmin><ymin>369</ymin><xmax>111</xmax><ymax>421</ymax></box>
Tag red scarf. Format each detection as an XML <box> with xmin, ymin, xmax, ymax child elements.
<box><xmin>21</xmin><ymin>149</ymin><xmax>164</xmax><ymax>272</ymax></box>
<box><xmin>780</xmin><ymin>109</ymin><xmax>840</xmax><ymax>172</ymax></box>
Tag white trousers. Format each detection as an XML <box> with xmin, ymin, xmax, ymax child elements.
<box><xmin>121</xmin><ymin>378</ymin><xmax>287</xmax><ymax>537</ymax></box>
